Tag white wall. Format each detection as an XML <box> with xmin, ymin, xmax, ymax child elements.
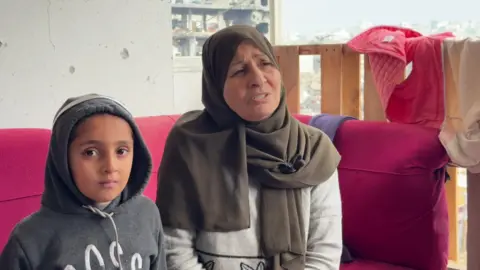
<box><xmin>0</xmin><ymin>0</ymin><xmax>173</xmax><ymax>128</ymax></box>
<box><xmin>173</xmin><ymin>57</ymin><xmax>204</xmax><ymax>113</ymax></box>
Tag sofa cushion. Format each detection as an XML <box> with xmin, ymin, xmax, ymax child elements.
<box><xmin>341</xmin><ymin>260</ymin><xmax>414</xmax><ymax>270</ymax></box>
<box><xmin>335</xmin><ymin>120</ymin><xmax>449</xmax><ymax>270</ymax></box>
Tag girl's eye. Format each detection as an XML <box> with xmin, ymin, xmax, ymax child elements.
<box><xmin>117</xmin><ymin>148</ymin><xmax>129</xmax><ymax>156</ymax></box>
<box><xmin>83</xmin><ymin>149</ymin><xmax>98</xmax><ymax>157</ymax></box>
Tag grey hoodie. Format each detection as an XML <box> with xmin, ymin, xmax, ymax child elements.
<box><xmin>0</xmin><ymin>94</ymin><xmax>167</xmax><ymax>270</ymax></box>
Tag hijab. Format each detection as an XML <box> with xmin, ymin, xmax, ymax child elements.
<box><xmin>156</xmin><ymin>25</ymin><xmax>340</xmax><ymax>270</ymax></box>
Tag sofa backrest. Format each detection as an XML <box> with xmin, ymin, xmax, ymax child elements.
<box><xmin>0</xmin><ymin>128</ymin><xmax>51</xmax><ymax>250</ymax></box>
<box><xmin>0</xmin><ymin>114</ymin><xmax>450</xmax><ymax>270</ymax></box>
<box><xmin>135</xmin><ymin>115</ymin><xmax>179</xmax><ymax>200</ymax></box>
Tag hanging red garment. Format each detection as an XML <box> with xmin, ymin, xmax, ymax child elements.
<box><xmin>347</xmin><ymin>26</ymin><xmax>454</xmax><ymax>128</ymax></box>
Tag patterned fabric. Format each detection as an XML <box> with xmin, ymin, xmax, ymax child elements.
<box><xmin>347</xmin><ymin>25</ymin><xmax>454</xmax><ymax>128</ymax></box>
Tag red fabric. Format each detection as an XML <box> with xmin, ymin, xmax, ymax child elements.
<box><xmin>347</xmin><ymin>26</ymin><xmax>454</xmax><ymax>128</ymax></box>
<box><xmin>135</xmin><ymin>115</ymin><xmax>179</xmax><ymax>201</ymax></box>
<box><xmin>335</xmin><ymin>121</ymin><xmax>449</xmax><ymax>270</ymax></box>
<box><xmin>0</xmin><ymin>129</ymin><xmax>51</xmax><ymax>251</ymax></box>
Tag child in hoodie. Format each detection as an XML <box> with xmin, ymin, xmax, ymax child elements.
<box><xmin>0</xmin><ymin>94</ymin><xmax>167</xmax><ymax>270</ymax></box>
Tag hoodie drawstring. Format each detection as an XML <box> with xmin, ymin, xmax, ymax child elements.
<box><xmin>83</xmin><ymin>205</ymin><xmax>123</xmax><ymax>270</ymax></box>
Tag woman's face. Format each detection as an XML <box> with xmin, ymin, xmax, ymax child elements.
<box><xmin>223</xmin><ymin>42</ymin><xmax>282</xmax><ymax>122</ymax></box>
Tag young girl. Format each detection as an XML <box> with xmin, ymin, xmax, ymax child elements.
<box><xmin>0</xmin><ymin>94</ymin><xmax>167</xmax><ymax>270</ymax></box>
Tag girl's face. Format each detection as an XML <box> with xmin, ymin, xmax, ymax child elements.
<box><xmin>68</xmin><ymin>114</ymin><xmax>134</xmax><ymax>203</ymax></box>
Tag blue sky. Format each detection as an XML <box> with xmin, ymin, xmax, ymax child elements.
<box><xmin>281</xmin><ymin>0</ymin><xmax>478</xmax><ymax>35</ymax></box>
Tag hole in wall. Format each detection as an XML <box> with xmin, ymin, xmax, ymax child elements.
<box><xmin>120</xmin><ymin>48</ymin><xmax>130</xmax><ymax>59</ymax></box>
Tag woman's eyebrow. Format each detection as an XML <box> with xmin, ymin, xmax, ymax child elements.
<box><xmin>230</xmin><ymin>59</ymin><xmax>245</xmax><ymax>66</ymax></box>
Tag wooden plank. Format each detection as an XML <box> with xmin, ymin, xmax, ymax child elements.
<box><xmin>446</xmin><ymin>167</ymin><xmax>459</xmax><ymax>262</ymax></box>
<box><xmin>363</xmin><ymin>55</ymin><xmax>386</xmax><ymax>121</ymax></box>
<box><xmin>341</xmin><ymin>50</ymin><xmax>361</xmax><ymax>118</ymax></box>
<box><xmin>298</xmin><ymin>43</ymin><xmax>357</xmax><ymax>55</ymax></box>
<box><xmin>320</xmin><ymin>45</ymin><xmax>343</xmax><ymax>115</ymax></box>
<box><xmin>299</xmin><ymin>44</ymin><xmax>325</xmax><ymax>55</ymax></box>
<box><xmin>275</xmin><ymin>46</ymin><xmax>301</xmax><ymax>113</ymax></box>
<box><xmin>467</xmin><ymin>172</ymin><xmax>479</xmax><ymax>269</ymax></box>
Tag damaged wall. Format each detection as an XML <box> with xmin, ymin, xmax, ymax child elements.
<box><xmin>0</xmin><ymin>0</ymin><xmax>173</xmax><ymax>128</ymax></box>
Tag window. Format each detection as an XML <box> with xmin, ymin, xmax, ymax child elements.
<box><xmin>171</xmin><ymin>0</ymin><xmax>272</xmax><ymax>113</ymax></box>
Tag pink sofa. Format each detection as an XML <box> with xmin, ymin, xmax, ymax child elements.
<box><xmin>0</xmin><ymin>115</ymin><xmax>449</xmax><ymax>270</ymax></box>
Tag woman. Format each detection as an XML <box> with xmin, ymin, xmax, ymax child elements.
<box><xmin>157</xmin><ymin>25</ymin><xmax>343</xmax><ymax>270</ymax></box>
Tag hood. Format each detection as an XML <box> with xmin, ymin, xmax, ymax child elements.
<box><xmin>41</xmin><ymin>93</ymin><xmax>152</xmax><ymax>214</ymax></box>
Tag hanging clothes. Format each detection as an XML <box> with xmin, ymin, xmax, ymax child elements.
<box><xmin>347</xmin><ymin>25</ymin><xmax>454</xmax><ymax>128</ymax></box>
<box><xmin>439</xmin><ymin>38</ymin><xmax>480</xmax><ymax>172</ymax></box>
